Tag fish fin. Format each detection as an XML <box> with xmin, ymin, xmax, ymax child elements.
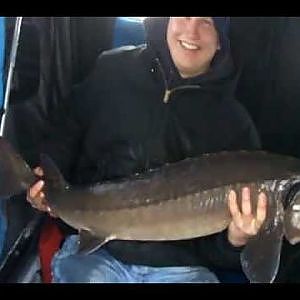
<box><xmin>78</xmin><ymin>230</ymin><xmax>111</xmax><ymax>255</ymax></box>
<box><xmin>241</xmin><ymin>204</ymin><xmax>284</xmax><ymax>283</ymax></box>
<box><xmin>39</xmin><ymin>154</ymin><xmax>69</xmax><ymax>200</ymax></box>
<box><xmin>0</xmin><ymin>137</ymin><xmax>35</xmax><ymax>198</ymax></box>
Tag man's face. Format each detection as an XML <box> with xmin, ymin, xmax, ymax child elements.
<box><xmin>167</xmin><ymin>17</ymin><xmax>220</xmax><ymax>78</ymax></box>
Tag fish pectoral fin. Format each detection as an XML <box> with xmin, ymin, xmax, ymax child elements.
<box><xmin>78</xmin><ymin>230</ymin><xmax>110</xmax><ymax>255</ymax></box>
<box><xmin>241</xmin><ymin>215</ymin><xmax>284</xmax><ymax>283</ymax></box>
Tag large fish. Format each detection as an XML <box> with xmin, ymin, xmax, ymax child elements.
<box><xmin>1</xmin><ymin>137</ymin><xmax>300</xmax><ymax>283</ymax></box>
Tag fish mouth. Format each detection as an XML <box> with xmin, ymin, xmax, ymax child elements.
<box><xmin>179</xmin><ymin>40</ymin><xmax>201</xmax><ymax>51</ymax></box>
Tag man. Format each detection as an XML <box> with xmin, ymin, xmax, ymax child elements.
<box><xmin>27</xmin><ymin>17</ymin><xmax>267</xmax><ymax>283</ymax></box>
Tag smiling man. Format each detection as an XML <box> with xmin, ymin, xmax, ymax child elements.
<box><xmin>167</xmin><ymin>17</ymin><xmax>221</xmax><ymax>78</ymax></box>
<box><xmin>27</xmin><ymin>17</ymin><xmax>265</xmax><ymax>283</ymax></box>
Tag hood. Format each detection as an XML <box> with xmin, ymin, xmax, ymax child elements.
<box><xmin>144</xmin><ymin>17</ymin><xmax>237</xmax><ymax>95</ymax></box>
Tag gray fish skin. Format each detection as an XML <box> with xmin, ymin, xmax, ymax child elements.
<box><xmin>39</xmin><ymin>151</ymin><xmax>300</xmax><ymax>284</ymax></box>
<box><xmin>40</xmin><ymin>151</ymin><xmax>300</xmax><ymax>243</ymax></box>
<box><xmin>54</xmin><ymin>185</ymin><xmax>232</xmax><ymax>242</ymax></box>
<box><xmin>3</xmin><ymin>136</ymin><xmax>300</xmax><ymax>283</ymax></box>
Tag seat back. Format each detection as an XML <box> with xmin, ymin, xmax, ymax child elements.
<box><xmin>113</xmin><ymin>17</ymin><xmax>145</xmax><ymax>48</ymax></box>
<box><xmin>230</xmin><ymin>17</ymin><xmax>300</xmax><ymax>158</ymax></box>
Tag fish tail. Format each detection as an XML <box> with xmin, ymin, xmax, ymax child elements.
<box><xmin>39</xmin><ymin>154</ymin><xmax>69</xmax><ymax>202</ymax></box>
<box><xmin>0</xmin><ymin>137</ymin><xmax>36</xmax><ymax>198</ymax></box>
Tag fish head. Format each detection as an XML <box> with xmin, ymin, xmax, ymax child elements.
<box><xmin>284</xmin><ymin>187</ymin><xmax>300</xmax><ymax>245</ymax></box>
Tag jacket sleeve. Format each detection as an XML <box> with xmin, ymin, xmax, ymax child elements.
<box><xmin>193</xmin><ymin>229</ymin><xmax>244</xmax><ymax>271</ymax></box>
<box><xmin>37</xmin><ymin>95</ymin><xmax>84</xmax><ymax>181</ymax></box>
<box><xmin>36</xmin><ymin>52</ymin><xmax>112</xmax><ymax>180</ymax></box>
<box><xmin>36</xmin><ymin>68</ymin><xmax>99</xmax><ymax>180</ymax></box>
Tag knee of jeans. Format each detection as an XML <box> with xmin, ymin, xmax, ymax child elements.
<box><xmin>190</xmin><ymin>267</ymin><xmax>220</xmax><ymax>283</ymax></box>
<box><xmin>52</xmin><ymin>252</ymin><xmax>123</xmax><ymax>283</ymax></box>
<box><xmin>53</xmin><ymin>255</ymin><xmax>106</xmax><ymax>283</ymax></box>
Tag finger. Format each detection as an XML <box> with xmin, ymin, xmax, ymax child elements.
<box><xmin>228</xmin><ymin>190</ymin><xmax>245</xmax><ymax>231</ymax></box>
<box><xmin>44</xmin><ymin>204</ymin><xmax>56</xmax><ymax>216</ymax></box>
<box><xmin>28</xmin><ymin>189</ymin><xmax>48</xmax><ymax>213</ymax></box>
<box><xmin>29</xmin><ymin>180</ymin><xmax>44</xmax><ymax>198</ymax></box>
<box><xmin>241</xmin><ymin>186</ymin><xmax>252</xmax><ymax>216</ymax></box>
<box><xmin>35</xmin><ymin>194</ymin><xmax>48</xmax><ymax>208</ymax></box>
<box><xmin>228</xmin><ymin>190</ymin><xmax>241</xmax><ymax>218</ymax></box>
<box><xmin>48</xmin><ymin>207</ymin><xmax>58</xmax><ymax>218</ymax></box>
<box><xmin>34</xmin><ymin>167</ymin><xmax>44</xmax><ymax>177</ymax></box>
<box><xmin>49</xmin><ymin>212</ymin><xmax>58</xmax><ymax>218</ymax></box>
<box><xmin>40</xmin><ymin>193</ymin><xmax>50</xmax><ymax>207</ymax></box>
<box><xmin>34</xmin><ymin>205</ymin><xmax>49</xmax><ymax>213</ymax></box>
<box><xmin>256</xmin><ymin>192</ymin><xmax>267</xmax><ymax>225</ymax></box>
<box><xmin>32</xmin><ymin>199</ymin><xmax>49</xmax><ymax>212</ymax></box>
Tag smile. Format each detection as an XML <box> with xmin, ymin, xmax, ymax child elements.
<box><xmin>179</xmin><ymin>40</ymin><xmax>200</xmax><ymax>50</ymax></box>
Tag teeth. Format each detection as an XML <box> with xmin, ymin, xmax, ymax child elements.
<box><xmin>180</xmin><ymin>41</ymin><xmax>199</xmax><ymax>50</ymax></box>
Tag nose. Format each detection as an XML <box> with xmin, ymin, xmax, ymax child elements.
<box><xmin>185</xmin><ymin>17</ymin><xmax>201</xmax><ymax>38</ymax></box>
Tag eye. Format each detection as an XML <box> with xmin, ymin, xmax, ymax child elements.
<box><xmin>201</xmin><ymin>18</ymin><xmax>214</xmax><ymax>27</ymax></box>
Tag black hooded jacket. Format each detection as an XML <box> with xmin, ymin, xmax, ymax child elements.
<box><xmin>40</xmin><ymin>18</ymin><xmax>261</xmax><ymax>271</ymax></box>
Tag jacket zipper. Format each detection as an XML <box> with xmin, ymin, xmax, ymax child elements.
<box><xmin>154</xmin><ymin>58</ymin><xmax>202</xmax><ymax>104</ymax></box>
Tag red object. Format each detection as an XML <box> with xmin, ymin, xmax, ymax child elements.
<box><xmin>38</xmin><ymin>218</ymin><xmax>64</xmax><ymax>283</ymax></box>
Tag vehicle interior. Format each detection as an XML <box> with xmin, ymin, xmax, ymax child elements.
<box><xmin>0</xmin><ymin>16</ymin><xmax>300</xmax><ymax>283</ymax></box>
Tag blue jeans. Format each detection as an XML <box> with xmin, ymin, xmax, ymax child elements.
<box><xmin>52</xmin><ymin>235</ymin><xmax>219</xmax><ymax>283</ymax></box>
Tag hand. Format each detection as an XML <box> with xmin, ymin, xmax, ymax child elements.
<box><xmin>26</xmin><ymin>167</ymin><xmax>57</xmax><ymax>218</ymax></box>
<box><xmin>227</xmin><ymin>187</ymin><xmax>267</xmax><ymax>247</ymax></box>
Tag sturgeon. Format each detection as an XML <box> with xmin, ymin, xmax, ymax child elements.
<box><xmin>1</xmin><ymin>137</ymin><xmax>300</xmax><ymax>283</ymax></box>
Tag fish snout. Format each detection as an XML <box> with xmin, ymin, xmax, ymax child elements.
<box><xmin>284</xmin><ymin>191</ymin><xmax>300</xmax><ymax>244</ymax></box>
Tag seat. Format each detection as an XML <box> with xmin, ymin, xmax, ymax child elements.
<box><xmin>113</xmin><ymin>17</ymin><xmax>145</xmax><ymax>48</ymax></box>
